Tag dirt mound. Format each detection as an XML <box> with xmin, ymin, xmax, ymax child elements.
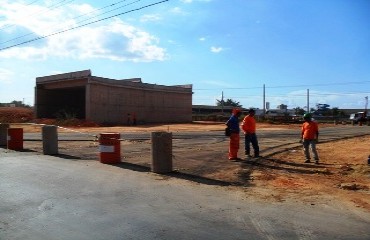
<box><xmin>0</xmin><ymin>107</ymin><xmax>99</xmax><ymax>127</ymax></box>
<box><xmin>0</xmin><ymin>107</ymin><xmax>33</xmax><ymax>123</ymax></box>
<box><xmin>33</xmin><ymin>118</ymin><xmax>100</xmax><ymax>127</ymax></box>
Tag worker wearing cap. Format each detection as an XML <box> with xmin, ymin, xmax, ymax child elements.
<box><xmin>301</xmin><ymin>113</ymin><xmax>320</xmax><ymax>163</ymax></box>
<box><xmin>241</xmin><ymin>108</ymin><xmax>260</xmax><ymax>158</ymax></box>
<box><xmin>225</xmin><ymin>108</ymin><xmax>242</xmax><ymax>161</ymax></box>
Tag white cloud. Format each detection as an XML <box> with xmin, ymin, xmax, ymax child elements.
<box><xmin>170</xmin><ymin>7</ymin><xmax>188</xmax><ymax>15</ymax></box>
<box><xmin>199</xmin><ymin>37</ymin><xmax>206</xmax><ymax>41</ymax></box>
<box><xmin>0</xmin><ymin>2</ymin><xmax>167</xmax><ymax>62</ymax></box>
<box><xmin>140</xmin><ymin>14</ymin><xmax>162</xmax><ymax>22</ymax></box>
<box><xmin>0</xmin><ymin>68</ymin><xmax>14</xmax><ymax>84</ymax></box>
<box><xmin>70</xmin><ymin>3</ymin><xmax>96</xmax><ymax>15</ymax></box>
<box><xmin>210</xmin><ymin>46</ymin><xmax>223</xmax><ymax>53</ymax></box>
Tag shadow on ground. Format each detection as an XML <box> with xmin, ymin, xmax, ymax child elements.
<box><xmin>111</xmin><ymin>161</ymin><xmax>244</xmax><ymax>187</ymax></box>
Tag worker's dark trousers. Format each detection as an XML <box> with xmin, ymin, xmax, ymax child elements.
<box><xmin>244</xmin><ymin>133</ymin><xmax>259</xmax><ymax>157</ymax></box>
<box><xmin>303</xmin><ymin>139</ymin><xmax>319</xmax><ymax>160</ymax></box>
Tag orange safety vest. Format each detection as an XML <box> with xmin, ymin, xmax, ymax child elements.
<box><xmin>302</xmin><ymin>121</ymin><xmax>318</xmax><ymax>140</ymax></box>
<box><xmin>241</xmin><ymin>115</ymin><xmax>256</xmax><ymax>134</ymax></box>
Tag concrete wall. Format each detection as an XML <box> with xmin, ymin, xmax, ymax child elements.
<box><xmin>87</xmin><ymin>78</ymin><xmax>192</xmax><ymax>124</ymax></box>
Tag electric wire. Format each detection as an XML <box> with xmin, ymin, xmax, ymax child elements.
<box><xmin>25</xmin><ymin>0</ymin><xmax>42</xmax><ymax>6</ymax></box>
<box><xmin>0</xmin><ymin>0</ymin><xmax>41</xmax><ymax>22</ymax></box>
<box><xmin>195</xmin><ymin>80</ymin><xmax>370</xmax><ymax>91</ymax></box>
<box><xmin>194</xmin><ymin>91</ymin><xmax>370</xmax><ymax>103</ymax></box>
<box><xmin>0</xmin><ymin>0</ymin><xmax>170</xmax><ymax>52</ymax></box>
<box><xmin>195</xmin><ymin>92</ymin><xmax>370</xmax><ymax>99</ymax></box>
<box><xmin>0</xmin><ymin>0</ymin><xmax>76</xmax><ymax>32</ymax></box>
<box><xmin>64</xmin><ymin>0</ymin><xmax>142</xmax><ymax>32</ymax></box>
<box><xmin>0</xmin><ymin>0</ymin><xmax>141</xmax><ymax>46</ymax></box>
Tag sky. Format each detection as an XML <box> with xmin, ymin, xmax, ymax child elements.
<box><xmin>0</xmin><ymin>0</ymin><xmax>369</xmax><ymax>110</ymax></box>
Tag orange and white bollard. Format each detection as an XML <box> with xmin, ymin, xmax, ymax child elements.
<box><xmin>99</xmin><ymin>133</ymin><xmax>121</xmax><ymax>164</ymax></box>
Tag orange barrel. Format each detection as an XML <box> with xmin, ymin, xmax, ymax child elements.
<box><xmin>7</xmin><ymin>128</ymin><xmax>23</xmax><ymax>150</ymax></box>
<box><xmin>99</xmin><ymin>133</ymin><xmax>121</xmax><ymax>164</ymax></box>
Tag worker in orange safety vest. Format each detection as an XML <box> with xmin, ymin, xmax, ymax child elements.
<box><xmin>241</xmin><ymin>108</ymin><xmax>260</xmax><ymax>158</ymax></box>
<box><xmin>300</xmin><ymin>113</ymin><xmax>320</xmax><ymax>164</ymax></box>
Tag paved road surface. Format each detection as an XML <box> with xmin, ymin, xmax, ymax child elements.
<box><xmin>1</xmin><ymin>148</ymin><xmax>370</xmax><ymax>240</ymax></box>
<box><xmin>24</xmin><ymin>125</ymin><xmax>370</xmax><ymax>156</ymax></box>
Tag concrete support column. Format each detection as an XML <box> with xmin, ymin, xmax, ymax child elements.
<box><xmin>42</xmin><ymin>125</ymin><xmax>58</xmax><ymax>155</ymax></box>
<box><xmin>151</xmin><ymin>132</ymin><xmax>172</xmax><ymax>173</ymax></box>
<box><xmin>0</xmin><ymin>123</ymin><xmax>10</xmax><ymax>146</ymax></box>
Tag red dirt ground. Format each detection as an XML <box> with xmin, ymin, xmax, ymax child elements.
<box><xmin>2</xmin><ymin>107</ymin><xmax>370</xmax><ymax>211</ymax></box>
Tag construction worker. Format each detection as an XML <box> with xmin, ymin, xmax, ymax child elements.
<box><xmin>127</xmin><ymin>113</ymin><xmax>132</xmax><ymax>126</ymax></box>
<box><xmin>301</xmin><ymin>113</ymin><xmax>320</xmax><ymax>163</ymax></box>
<box><xmin>132</xmin><ymin>113</ymin><xmax>137</xmax><ymax>126</ymax></box>
<box><xmin>225</xmin><ymin>108</ymin><xmax>242</xmax><ymax>161</ymax></box>
<box><xmin>241</xmin><ymin>108</ymin><xmax>260</xmax><ymax>158</ymax></box>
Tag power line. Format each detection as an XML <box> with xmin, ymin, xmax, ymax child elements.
<box><xmin>265</xmin><ymin>81</ymin><xmax>370</xmax><ymax>88</ymax></box>
<box><xmin>196</xmin><ymin>86</ymin><xmax>261</xmax><ymax>90</ymax></box>
<box><xmin>69</xmin><ymin>0</ymin><xmax>142</xmax><ymax>31</ymax></box>
<box><xmin>25</xmin><ymin>0</ymin><xmax>42</xmax><ymax>6</ymax></box>
<box><xmin>0</xmin><ymin>0</ymin><xmax>76</xmax><ymax>32</ymax></box>
<box><xmin>193</xmin><ymin>91</ymin><xmax>370</xmax><ymax>100</ymax></box>
<box><xmin>194</xmin><ymin>92</ymin><xmax>370</xmax><ymax>102</ymax></box>
<box><xmin>194</xmin><ymin>80</ymin><xmax>370</xmax><ymax>91</ymax></box>
<box><xmin>0</xmin><ymin>0</ymin><xmax>140</xmax><ymax>46</ymax></box>
<box><xmin>0</xmin><ymin>0</ymin><xmax>170</xmax><ymax>52</ymax></box>
<box><xmin>232</xmin><ymin>92</ymin><xmax>370</xmax><ymax>98</ymax></box>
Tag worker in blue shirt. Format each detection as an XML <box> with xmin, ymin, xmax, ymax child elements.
<box><xmin>225</xmin><ymin>108</ymin><xmax>242</xmax><ymax>161</ymax></box>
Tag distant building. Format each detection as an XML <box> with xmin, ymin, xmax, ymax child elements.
<box><xmin>35</xmin><ymin>70</ymin><xmax>193</xmax><ymax>124</ymax></box>
<box><xmin>192</xmin><ymin>105</ymin><xmax>236</xmax><ymax>115</ymax></box>
<box><xmin>265</xmin><ymin>109</ymin><xmax>295</xmax><ymax>117</ymax></box>
<box><xmin>192</xmin><ymin>105</ymin><xmax>264</xmax><ymax>116</ymax></box>
<box><xmin>277</xmin><ymin>104</ymin><xmax>288</xmax><ymax>110</ymax></box>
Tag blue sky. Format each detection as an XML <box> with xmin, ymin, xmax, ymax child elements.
<box><xmin>0</xmin><ymin>0</ymin><xmax>369</xmax><ymax>110</ymax></box>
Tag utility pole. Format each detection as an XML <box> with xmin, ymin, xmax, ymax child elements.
<box><xmin>221</xmin><ymin>91</ymin><xmax>224</xmax><ymax>114</ymax></box>
<box><xmin>263</xmin><ymin>84</ymin><xmax>266</xmax><ymax>117</ymax></box>
<box><xmin>365</xmin><ymin>96</ymin><xmax>368</xmax><ymax>114</ymax></box>
<box><xmin>307</xmin><ymin>89</ymin><xmax>310</xmax><ymax>113</ymax></box>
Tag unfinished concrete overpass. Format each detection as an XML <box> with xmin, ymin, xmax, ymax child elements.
<box><xmin>35</xmin><ymin>70</ymin><xmax>193</xmax><ymax>124</ymax></box>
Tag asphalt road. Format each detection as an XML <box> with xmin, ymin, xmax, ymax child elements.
<box><xmin>1</xmin><ymin>149</ymin><xmax>370</xmax><ymax>240</ymax></box>
<box><xmin>24</xmin><ymin>125</ymin><xmax>370</xmax><ymax>154</ymax></box>
<box><xmin>24</xmin><ymin>124</ymin><xmax>369</xmax><ymax>141</ymax></box>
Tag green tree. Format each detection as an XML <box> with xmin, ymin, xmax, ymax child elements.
<box><xmin>216</xmin><ymin>98</ymin><xmax>242</xmax><ymax>107</ymax></box>
<box><xmin>331</xmin><ymin>107</ymin><xmax>346</xmax><ymax>117</ymax></box>
<box><xmin>10</xmin><ymin>100</ymin><xmax>31</xmax><ymax>108</ymax></box>
<box><xmin>293</xmin><ymin>107</ymin><xmax>305</xmax><ymax>116</ymax></box>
